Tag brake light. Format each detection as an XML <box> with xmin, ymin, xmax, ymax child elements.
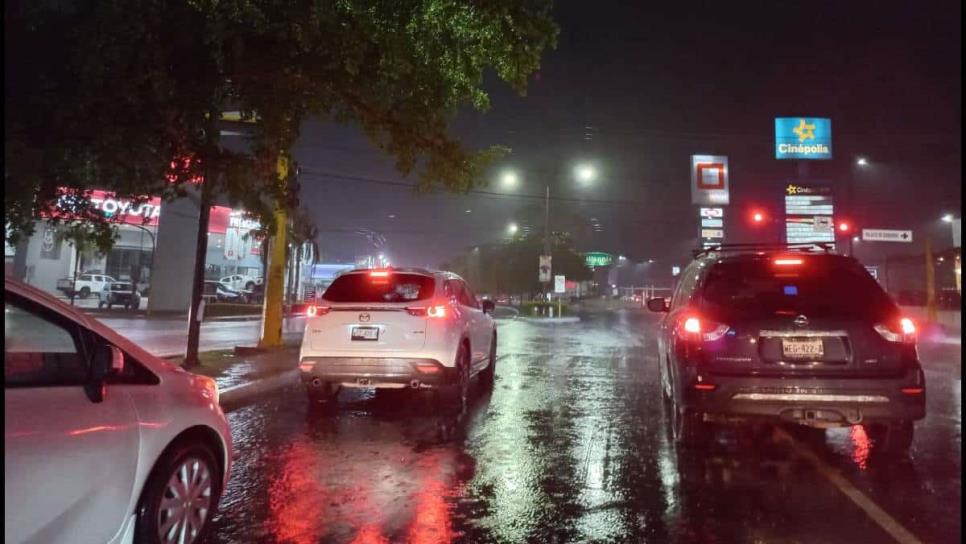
<box><xmin>415</xmin><ymin>362</ymin><xmax>441</xmax><ymax>374</ymax></box>
<box><xmin>405</xmin><ymin>304</ymin><xmax>447</xmax><ymax>318</ymax></box>
<box><xmin>900</xmin><ymin>387</ymin><xmax>924</xmax><ymax>395</ymax></box>
<box><xmin>693</xmin><ymin>383</ymin><xmax>717</xmax><ymax>391</ymax></box>
<box><xmin>306</xmin><ymin>305</ymin><xmax>330</xmax><ymax>317</ymax></box>
<box><xmin>678</xmin><ymin>315</ymin><xmax>730</xmax><ymax>342</ymax></box>
<box><xmin>369</xmin><ymin>271</ymin><xmax>390</xmax><ymax>277</ymax></box>
<box><xmin>774</xmin><ymin>258</ymin><xmax>803</xmax><ymax>266</ymax></box>
<box><xmin>874</xmin><ymin>317</ymin><xmax>916</xmax><ymax>343</ymax></box>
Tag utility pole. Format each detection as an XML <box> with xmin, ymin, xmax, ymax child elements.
<box><xmin>925</xmin><ymin>238</ymin><xmax>938</xmax><ymax>323</ymax></box>
<box><xmin>258</xmin><ymin>152</ymin><xmax>289</xmax><ymax>348</ymax></box>
<box><xmin>183</xmin><ymin>110</ymin><xmax>218</xmax><ymax>368</ymax></box>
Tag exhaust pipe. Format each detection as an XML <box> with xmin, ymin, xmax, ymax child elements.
<box><xmin>311</xmin><ymin>378</ymin><xmax>322</xmax><ymax>387</ymax></box>
<box><xmin>410</xmin><ymin>379</ymin><xmax>420</xmax><ymax>389</ymax></box>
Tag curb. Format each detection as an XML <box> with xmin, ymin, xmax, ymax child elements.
<box><xmin>517</xmin><ymin>316</ymin><xmax>581</xmax><ymax>324</ymax></box>
<box><xmin>219</xmin><ymin>369</ymin><xmax>299</xmax><ymax>411</ymax></box>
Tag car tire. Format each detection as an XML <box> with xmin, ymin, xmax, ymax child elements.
<box><xmin>98</xmin><ymin>301</ymin><xmax>106</xmax><ymax>309</ymax></box>
<box><xmin>673</xmin><ymin>406</ymin><xmax>711</xmax><ymax>448</ymax></box>
<box><xmin>79</xmin><ymin>286</ymin><xmax>91</xmax><ymax>299</ymax></box>
<box><xmin>864</xmin><ymin>421</ymin><xmax>914</xmax><ymax>454</ymax></box>
<box><xmin>480</xmin><ymin>335</ymin><xmax>497</xmax><ymax>388</ymax></box>
<box><xmin>440</xmin><ymin>343</ymin><xmax>470</xmax><ymax>414</ymax></box>
<box><xmin>107</xmin><ymin>302</ymin><xmax>113</xmax><ymax>310</ymax></box>
<box><xmin>307</xmin><ymin>382</ymin><xmax>340</xmax><ymax>405</ymax></box>
<box><xmin>135</xmin><ymin>442</ymin><xmax>222</xmax><ymax>544</ymax></box>
<box><xmin>246</xmin><ymin>282</ymin><xmax>255</xmax><ymax>291</ymax></box>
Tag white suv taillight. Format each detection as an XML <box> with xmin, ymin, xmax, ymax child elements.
<box><xmin>306</xmin><ymin>305</ymin><xmax>331</xmax><ymax>317</ymax></box>
<box><xmin>406</xmin><ymin>304</ymin><xmax>447</xmax><ymax>318</ymax></box>
<box><xmin>874</xmin><ymin>317</ymin><xmax>917</xmax><ymax>343</ymax></box>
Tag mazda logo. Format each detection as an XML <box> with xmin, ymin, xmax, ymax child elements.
<box><xmin>358</xmin><ymin>313</ymin><xmax>370</xmax><ymax>322</ymax></box>
<box><xmin>793</xmin><ymin>315</ymin><xmax>809</xmax><ymax>327</ymax></box>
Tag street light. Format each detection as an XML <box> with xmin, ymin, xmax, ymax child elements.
<box><xmin>856</xmin><ymin>157</ymin><xmax>868</xmax><ymax>167</ymax></box>
<box><xmin>500</xmin><ymin>170</ymin><xmax>519</xmax><ymax>189</ymax></box>
<box><xmin>575</xmin><ymin>163</ymin><xmax>597</xmax><ymax>184</ymax></box>
<box><xmin>507</xmin><ymin>222</ymin><xmax>519</xmax><ymax>235</ymax></box>
<box><xmin>942</xmin><ymin>214</ymin><xmax>954</xmax><ymax>223</ymax></box>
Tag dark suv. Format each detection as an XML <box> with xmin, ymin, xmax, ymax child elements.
<box><xmin>648</xmin><ymin>245</ymin><xmax>925</xmax><ymax>452</ymax></box>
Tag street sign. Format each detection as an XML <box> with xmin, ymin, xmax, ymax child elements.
<box><xmin>701</xmin><ymin>229</ymin><xmax>724</xmax><ymax>239</ymax></box>
<box><xmin>672</xmin><ymin>266</ymin><xmax>681</xmax><ymax>277</ymax></box>
<box><xmin>865</xmin><ymin>266</ymin><xmax>879</xmax><ymax>281</ymax></box>
<box><xmin>699</xmin><ymin>207</ymin><xmax>724</xmax><ymax>218</ymax></box>
<box><xmin>584</xmin><ymin>252</ymin><xmax>613</xmax><ymax>268</ymax></box>
<box><xmin>785</xmin><ymin>183</ymin><xmax>835</xmax><ymax>244</ymax></box>
<box><xmin>554</xmin><ymin>275</ymin><xmax>566</xmax><ymax>293</ymax></box>
<box><xmin>538</xmin><ymin>255</ymin><xmax>552</xmax><ymax>282</ymax></box>
<box><xmin>691</xmin><ymin>155</ymin><xmax>730</xmax><ymax>205</ymax></box>
<box><xmin>862</xmin><ymin>229</ymin><xmax>913</xmax><ymax>243</ymax></box>
<box><xmin>775</xmin><ymin>117</ymin><xmax>832</xmax><ymax>160</ymax></box>
<box><xmin>701</xmin><ymin>218</ymin><xmax>723</xmax><ymax>228</ymax></box>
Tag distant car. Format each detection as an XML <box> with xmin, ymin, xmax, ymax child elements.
<box><xmin>5</xmin><ymin>278</ymin><xmax>232</xmax><ymax>544</ymax></box>
<box><xmin>219</xmin><ymin>274</ymin><xmax>262</xmax><ymax>292</ymax></box>
<box><xmin>55</xmin><ymin>273</ymin><xmax>115</xmax><ymax>299</ymax></box>
<box><xmin>648</xmin><ymin>246</ymin><xmax>925</xmax><ymax>453</ymax></box>
<box><xmin>298</xmin><ymin>268</ymin><xmax>498</xmax><ymax>411</ymax></box>
<box><xmin>98</xmin><ymin>281</ymin><xmax>142</xmax><ymax>310</ymax></box>
<box><xmin>204</xmin><ymin>280</ymin><xmax>244</xmax><ymax>303</ymax></box>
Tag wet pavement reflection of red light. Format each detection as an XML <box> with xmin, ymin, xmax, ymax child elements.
<box><xmin>849</xmin><ymin>425</ymin><xmax>871</xmax><ymax>470</ymax></box>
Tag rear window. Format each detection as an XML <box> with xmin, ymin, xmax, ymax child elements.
<box><xmin>699</xmin><ymin>257</ymin><xmax>895</xmax><ymax>320</ymax></box>
<box><xmin>322</xmin><ymin>273</ymin><xmax>435</xmax><ymax>303</ymax></box>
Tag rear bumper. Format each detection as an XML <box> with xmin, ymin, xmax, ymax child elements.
<box><xmin>681</xmin><ymin>368</ymin><xmax>926</xmax><ymax>426</ymax></box>
<box><xmin>299</xmin><ymin>356</ymin><xmax>458</xmax><ymax>389</ymax></box>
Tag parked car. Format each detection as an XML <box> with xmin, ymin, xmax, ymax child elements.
<box><xmin>98</xmin><ymin>281</ymin><xmax>142</xmax><ymax>310</ymax></box>
<box><xmin>298</xmin><ymin>268</ymin><xmax>498</xmax><ymax>411</ymax></box>
<box><xmin>204</xmin><ymin>280</ymin><xmax>244</xmax><ymax>303</ymax></box>
<box><xmin>55</xmin><ymin>273</ymin><xmax>115</xmax><ymax>299</ymax></box>
<box><xmin>219</xmin><ymin>274</ymin><xmax>263</xmax><ymax>292</ymax></box>
<box><xmin>5</xmin><ymin>278</ymin><xmax>232</xmax><ymax>544</ymax></box>
<box><xmin>647</xmin><ymin>246</ymin><xmax>926</xmax><ymax>453</ymax></box>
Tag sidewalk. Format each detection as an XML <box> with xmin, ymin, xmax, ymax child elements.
<box><xmin>166</xmin><ymin>344</ymin><xmax>301</xmax><ymax>411</ymax></box>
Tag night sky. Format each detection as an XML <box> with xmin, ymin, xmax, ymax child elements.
<box><xmin>292</xmin><ymin>0</ymin><xmax>961</xmax><ymax>278</ymax></box>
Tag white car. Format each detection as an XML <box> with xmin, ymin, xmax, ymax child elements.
<box><xmin>4</xmin><ymin>278</ymin><xmax>232</xmax><ymax>544</ymax></box>
<box><xmin>218</xmin><ymin>274</ymin><xmax>262</xmax><ymax>292</ymax></box>
<box><xmin>298</xmin><ymin>268</ymin><xmax>498</xmax><ymax>410</ymax></box>
<box><xmin>56</xmin><ymin>272</ymin><xmax>115</xmax><ymax>299</ymax></box>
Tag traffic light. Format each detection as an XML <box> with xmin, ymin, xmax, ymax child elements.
<box><xmin>750</xmin><ymin>209</ymin><xmax>767</xmax><ymax>225</ymax></box>
<box><xmin>837</xmin><ymin>220</ymin><xmax>852</xmax><ymax>234</ymax></box>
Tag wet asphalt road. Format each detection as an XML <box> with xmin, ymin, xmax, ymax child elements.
<box><xmin>206</xmin><ymin>310</ymin><xmax>961</xmax><ymax>544</ymax></box>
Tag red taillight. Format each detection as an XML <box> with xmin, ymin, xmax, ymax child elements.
<box><xmin>900</xmin><ymin>387</ymin><xmax>924</xmax><ymax>395</ymax></box>
<box><xmin>693</xmin><ymin>383</ymin><xmax>717</xmax><ymax>391</ymax></box>
<box><xmin>679</xmin><ymin>315</ymin><xmax>730</xmax><ymax>342</ymax></box>
<box><xmin>415</xmin><ymin>362</ymin><xmax>441</xmax><ymax>374</ymax></box>
<box><xmin>874</xmin><ymin>317</ymin><xmax>916</xmax><ymax>343</ymax></box>
<box><xmin>406</xmin><ymin>304</ymin><xmax>447</xmax><ymax>318</ymax></box>
<box><xmin>774</xmin><ymin>258</ymin><xmax>803</xmax><ymax>266</ymax></box>
<box><xmin>306</xmin><ymin>305</ymin><xmax>330</xmax><ymax>317</ymax></box>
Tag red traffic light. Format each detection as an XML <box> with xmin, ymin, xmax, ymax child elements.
<box><xmin>750</xmin><ymin>210</ymin><xmax>766</xmax><ymax>224</ymax></box>
<box><xmin>837</xmin><ymin>221</ymin><xmax>852</xmax><ymax>233</ymax></box>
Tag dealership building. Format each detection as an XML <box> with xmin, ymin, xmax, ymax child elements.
<box><xmin>6</xmin><ymin>187</ymin><xmax>266</xmax><ymax>312</ymax></box>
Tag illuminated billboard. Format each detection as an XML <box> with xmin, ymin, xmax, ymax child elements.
<box><xmin>775</xmin><ymin>117</ymin><xmax>832</xmax><ymax>160</ymax></box>
<box><xmin>784</xmin><ymin>183</ymin><xmax>835</xmax><ymax>245</ymax></box>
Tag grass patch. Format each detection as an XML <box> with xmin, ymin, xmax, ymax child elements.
<box><xmin>164</xmin><ymin>349</ymin><xmax>237</xmax><ymax>378</ymax></box>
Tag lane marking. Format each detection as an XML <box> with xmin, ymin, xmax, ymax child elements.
<box><xmin>774</xmin><ymin>428</ymin><xmax>924</xmax><ymax>544</ymax></box>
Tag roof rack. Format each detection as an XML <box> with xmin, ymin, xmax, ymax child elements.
<box><xmin>692</xmin><ymin>242</ymin><xmax>833</xmax><ymax>259</ymax></box>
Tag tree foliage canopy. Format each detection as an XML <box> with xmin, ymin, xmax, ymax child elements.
<box><xmin>5</xmin><ymin>0</ymin><xmax>558</xmax><ymax>251</ymax></box>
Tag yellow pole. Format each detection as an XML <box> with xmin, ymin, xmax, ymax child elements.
<box><xmin>259</xmin><ymin>153</ymin><xmax>289</xmax><ymax>348</ymax></box>
<box><xmin>925</xmin><ymin>239</ymin><xmax>938</xmax><ymax>323</ymax></box>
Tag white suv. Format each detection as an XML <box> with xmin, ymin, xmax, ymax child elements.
<box><xmin>219</xmin><ymin>274</ymin><xmax>262</xmax><ymax>292</ymax></box>
<box><xmin>4</xmin><ymin>278</ymin><xmax>232</xmax><ymax>544</ymax></box>
<box><xmin>298</xmin><ymin>268</ymin><xmax>498</xmax><ymax>409</ymax></box>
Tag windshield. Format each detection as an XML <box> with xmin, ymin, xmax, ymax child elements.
<box><xmin>322</xmin><ymin>273</ymin><xmax>435</xmax><ymax>303</ymax></box>
<box><xmin>700</xmin><ymin>257</ymin><xmax>896</xmax><ymax>320</ymax></box>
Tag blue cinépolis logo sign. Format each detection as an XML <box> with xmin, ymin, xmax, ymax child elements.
<box><xmin>775</xmin><ymin>117</ymin><xmax>832</xmax><ymax>160</ymax></box>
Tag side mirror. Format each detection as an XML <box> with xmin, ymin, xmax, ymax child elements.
<box><xmin>86</xmin><ymin>344</ymin><xmax>124</xmax><ymax>403</ymax></box>
<box><xmin>646</xmin><ymin>297</ymin><xmax>669</xmax><ymax>313</ymax></box>
<box><xmin>482</xmin><ymin>299</ymin><xmax>496</xmax><ymax>314</ymax></box>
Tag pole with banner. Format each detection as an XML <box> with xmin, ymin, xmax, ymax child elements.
<box><xmin>554</xmin><ymin>274</ymin><xmax>565</xmax><ymax>317</ymax></box>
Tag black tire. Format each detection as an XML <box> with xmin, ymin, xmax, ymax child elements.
<box><xmin>480</xmin><ymin>335</ymin><xmax>497</xmax><ymax>387</ymax></box>
<box><xmin>135</xmin><ymin>442</ymin><xmax>222</xmax><ymax>544</ymax></box>
<box><xmin>79</xmin><ymin>286</ymin><xmax>91</xmax><ymax>299</ymax></box>
<box><xmin>673</xmin><ymin>406</ymin><xmax>712</xmax><ymax>448</ymax></box>
<box><xmin>307</xmin><ymin>382</ymin><xmax>340</xmax><ymax>405</ymax></box>
<box><xmin>107</xmin><ymin>303</ymin><xmax>113</xmax><ymax>310</ymax></box>
<box><xmin>440</xmin><ymin>343</ymin><xmax>470</xmax><ymax>414</ymax></box>
<box><xmin>98</xmin><ymin>301</ymin><xmax>106</xmax><ymax>309</ymax></box>
<box><xmin>864</xmin><ymin>421</ymin><xmax>914</xmax><ymax>454</ymax></box>
<box><xmin>245</xmin><ymin>282</ymin><xmax>255</xmax><ymax>291</ymax></box>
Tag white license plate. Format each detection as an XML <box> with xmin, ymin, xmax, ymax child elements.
<box><xmin>351</xmin><ymin>326</ymin><xmax>379</xmax><ymax>341</ymax></box>
<box><xmin>782</xmin><ymin>339</ymin><xmax>824</xmax><ymax>359</ymax></box>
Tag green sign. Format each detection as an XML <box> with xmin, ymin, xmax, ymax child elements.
<box><xmin>584</xmin><ymin>252</ymin><xmax>613</xmax><ymax>268</ymax></box>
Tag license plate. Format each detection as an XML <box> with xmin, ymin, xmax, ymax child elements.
<box><xmin>351</xmin><ymin>326</ymin><xmax>379</xmax><ymax>341</ymax></box>
<box><xmin>782</xmin><ymin>338</ymin><xmax>824</xmax><ymax>359</ymax></box>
